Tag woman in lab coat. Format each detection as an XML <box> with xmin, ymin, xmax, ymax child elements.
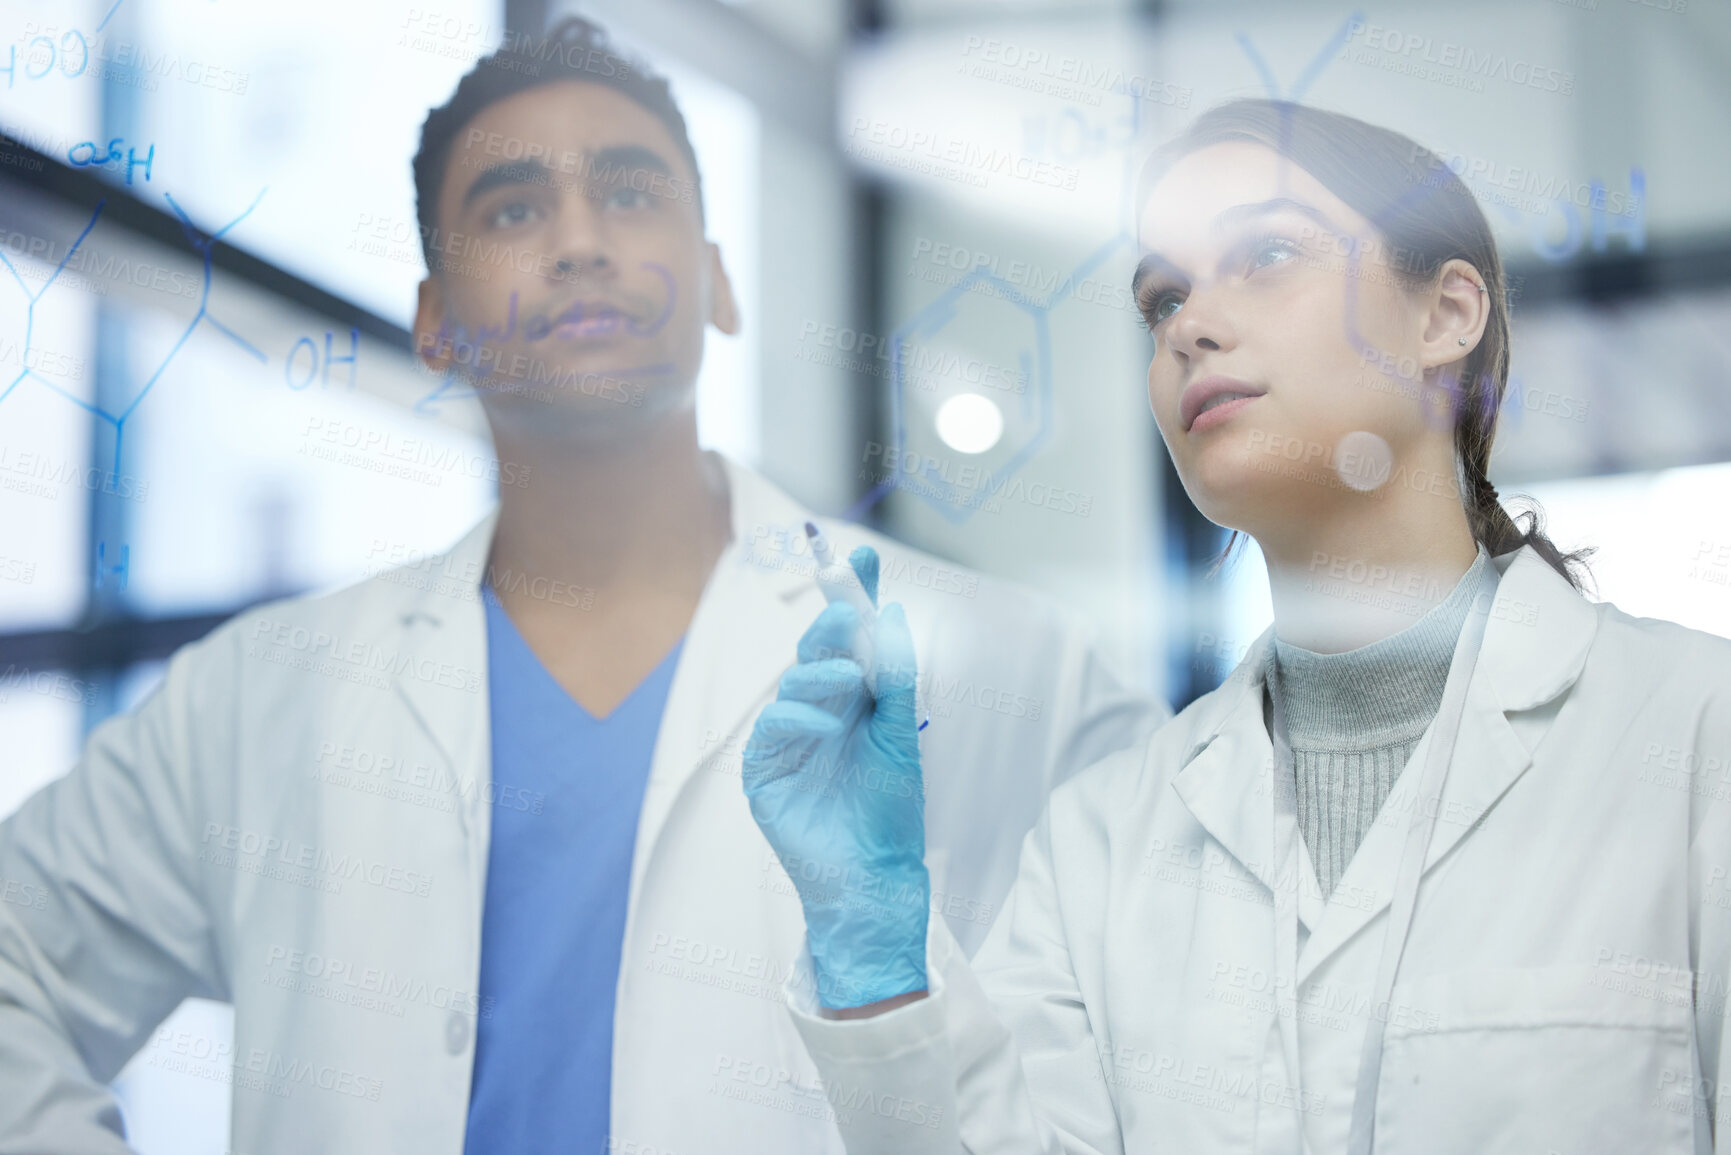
<box><xmin>741</xmin><ymin>99</ymin><xmax>1731</xmax><ymax>1154</ymax></box>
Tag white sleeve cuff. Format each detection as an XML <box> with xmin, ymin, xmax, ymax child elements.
<box><xmin>784</xmin><ymin>913</ymin><xmax>955</xmax><ymax>1057</ymax></box>
<box><xmin>781</xmin><ymin>915</ymin><xmax>963</xmax><ymax>1152</ymax></box>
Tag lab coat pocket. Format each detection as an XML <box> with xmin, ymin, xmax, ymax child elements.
<box><xmin>1373</xmin><ymin>965</ymin><xmax>1695</xmax><ymax>1155</ymax></box>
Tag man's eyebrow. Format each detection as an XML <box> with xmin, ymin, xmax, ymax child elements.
<box><xmin>461</xmin><ymin>147</ymin><xmax>678</xmax><ymax>209</ymax></box>
<box><xmin>587</xmin><ymin>144</ymin><xmax>673</xmax><ymax>179</ymax></box>
<box><xmin>462</xmin><ymin>160</ymin><xmax>555</xmax><ymax>206</ymax></box>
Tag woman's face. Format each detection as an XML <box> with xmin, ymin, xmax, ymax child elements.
<box><xmin>1136</xmin><ymin>141</ymin><xmax>1459</xmax><ymax>542</ymax></box>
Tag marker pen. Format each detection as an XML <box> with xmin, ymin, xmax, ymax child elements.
<box><xmin>805</xmin><ymin>521</ymin><xmax>877</xmax><ymax>691</ymax></box>
<box><xmin>803</xmin><ymin>522</ymin><xmax>930</xmax><ymax>731</ymax></box>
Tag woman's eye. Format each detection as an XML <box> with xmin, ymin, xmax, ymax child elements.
<box><xmin>1251</xmin><ymin>239</ymin><xmax>1297</xmax><ymax>270</ymax></box>
<box><xmin>1149</xmin><ymin>292</ymin><xmax>1184</xmax><ymax>324</ymax></box>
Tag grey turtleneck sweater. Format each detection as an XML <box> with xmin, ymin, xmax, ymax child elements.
<box><xmin>1263</xmin><ymin>550</ymin><xmax>1493</xmax><ymax>900</ymax></box>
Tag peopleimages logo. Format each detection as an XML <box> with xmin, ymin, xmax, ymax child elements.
<box><xmin>199</xmin><ymin>822</ymin><xmax>435</xmax><ymax>898</ymax></box>
<box><xmin>246</xmin><ymin>615</ymin><xmax>483</xmax><ymax>694</ymax></box>
<box><xmin>300</xmin><ymin>416</ymin><xmax>532</xmax><ymax>488</ymax></box>
<box><xmin>907</xmin><ymin>238</ymin><xmax>1136</xmax><ymax>312</ymax></box>
<box><xmin>0</xmin><ymin>227</ymin><xmax>200</xmax><ymax>299</ymax></box>
<box><xmin>0</xmin><ymin>445</ymin><xmax>148</xmax><ymax>502</ymax></box>
<box><xmin>846</xmin><ymin>118</ymin><xmax>1081</xmax><ymax>191</ymax></box>
<box><xmin>1344</xmin><ymin>20</ymin><xmax>1576</xmax><ymax>95</ymax></box>
<box><xmin>796</xmin><ymin>318</ymin><xmax>1030</xmax><ymax>395</ymax></box>
<box><xmin>0</xmin><ymin>665</ymin><xmax>98</xmax><ymax>706</ymax></box>
<box><xmin>860</xmin><ymin>442</ymin><xmax>1094</xmax><ymax>520</ymax></box>
<box><xmin>264</xmin><ymin>944</ymin><xmax>494</xmax><ymax>1018</ymax></box>
<box><xmin>957</xmin><ymin>35</ymin><xmax>1193</xmax><ymax>109</ymax></box>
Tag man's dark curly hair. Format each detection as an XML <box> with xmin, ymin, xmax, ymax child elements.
<box><xmin>411</xmin><ymin>15</ymin><xmax>706</xmax><ymax>275</ymax></box>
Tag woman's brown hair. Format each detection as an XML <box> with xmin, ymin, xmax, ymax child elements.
<box><xmin>1137</xmin><ymin>99</ymin><xmax>1593</xmax><ymax>590</ymax></box>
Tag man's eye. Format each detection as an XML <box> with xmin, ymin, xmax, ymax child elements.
<box><xmin>487</xmin><ymin>202</ymin><xmax>538</xmax><ymax>228</ymax></box>
<box><xmin>606</xmin><ymin>186</ymin><xmax>652</xmax><ymax>210</ymax></box>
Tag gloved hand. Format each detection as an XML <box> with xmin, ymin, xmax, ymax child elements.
<box><xmin>741</xmin><ymin>545</ymin><xmax>928</xmax><ymax>1010</ymax></box>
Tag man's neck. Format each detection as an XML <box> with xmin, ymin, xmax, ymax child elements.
<box><xmin>486</xmin><ymin>413</ymin><xmax>731</xmax><ymax>607</ymax></box>
<box><xmin>478</xmin><ymin>411</ymin><xmax>732</xmax><ymax>718</ymax></box>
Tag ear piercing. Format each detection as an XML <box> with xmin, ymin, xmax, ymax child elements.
<box><xmin>1460</xmin><ymin>283</ymin><xmax>1486</xmax><ymax>344</ymax></box>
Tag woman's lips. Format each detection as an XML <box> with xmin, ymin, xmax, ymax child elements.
<box><xmin>1188</xmin><ymin>394</ymin><xmax>1261</xmax><ymax>433</ymax></box>
<box><xmin>1179</xmin><ymin>375</ymin><xmax>1267</xmax><ymax>431</ymax></box>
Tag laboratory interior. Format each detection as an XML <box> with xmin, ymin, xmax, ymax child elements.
<box><xmin>0</xmin><ymin>0</ymin><xmax>1728</xmax><ymax>1150</ymax></box>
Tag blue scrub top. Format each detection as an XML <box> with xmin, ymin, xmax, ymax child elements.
<box><xmin>463</xmin><ymin>583</ymin><xmax>684</xmax><ymax>1155</ymax></box>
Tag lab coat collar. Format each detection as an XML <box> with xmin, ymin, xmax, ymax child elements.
<box><xmin>1173</xmin><ymin>544</ymin><xmax>1599</xmax><ymax>978</ymax></box>
<box><xmin>379</xmin><ymin>452</ymin><xmax>824</xmax><ymax>900</ymax></box>
<box><xmin>388</xmin><ymin>507</ymin><xmax>498</xmax><ymax>845</ymax></box>
<box><xmin>624</xmin><ymin>456</ymin><xmax>829</xmax><ymax>917</ymax></box>
<box><xmin>1168</xmin><ymin>674</ymin><xmax>1294</xmax><ymax>903</ymax></box>
<box><xmin>1475</xmin><ymin>543</ymin><xmax>1600</xmax><ymax>713</ymax></box>
<box><xmin>1293</xmin><ymin>545</ymin><xmax>1598</xmax><ymax>980</ymax></box>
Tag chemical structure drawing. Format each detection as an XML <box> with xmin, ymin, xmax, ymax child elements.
<box><xmin>2</xmin><ymin>0</ymin><xmax>128</xmax><ymax>89</ymax></box>
<box><xmin>853</xmin><ymin>6</ymin><xmax>1637</xmax><ymax>526</ymax></box>
<box><xmin>0</xmin><ymin>187</ymin><xmax>269</xmax><ymax>483</ymax></box>
<box><xmin>848</xmin><ymin>12</ymin><xmax>1362</xmax><ymax>526</ymax></box>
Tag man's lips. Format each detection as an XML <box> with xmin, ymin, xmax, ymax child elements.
<box><xmin>518</xmin><ymin>300</ymin><xmax>639</xmax><ymax>343</ymax></box>
<box><xmin>1180</xmin><ymin>375</ymin><xmax>1267</xmax><ymax>432</ymax></box>
<box><xmin>530</xmin><ymin>263</ymin><xmax>678</xmax><ymax>343</ymax></box>
<box><xmin>552</xmin><ymin>307</ymin><xmax>628</xmax><ymax>341</ymax></box>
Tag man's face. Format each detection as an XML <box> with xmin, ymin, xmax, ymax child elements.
<box><xmin>414</xmin><ymin>79</ymin><xmax>736</xmax><ymax>432</ymax></box>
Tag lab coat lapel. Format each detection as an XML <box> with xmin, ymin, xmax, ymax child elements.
<box><xmin>1294</xmin><ymin>546</ymin><xmax>1599</xmax><ymax>984</ymax></box>
<box><xmin>1291</xmin><ymin>673</ymin><xmax>1530</xmax><ymax>982</ymax></box>
<box><xmin>387</xmin><ymin>510</ymin><xmax>499</xmax><ymax>850</ymax></box>
<box><xmin>377</xmin><ymin>458</ymin><xmax>823</xmax><ymax>920</ymax></box>
<box><xmin>1171</xmin><ymin>645</ymin><xmax>1287</xmax><ymax>895</ymax></box>
<box><xmin>626</xmin><ymin>457</ymin><xmax>824</xmax><ymax>913</ymax></box>
<box><xmin>1172</xmin><ymin>634</ymin><xmax>1330</xmax><ymax>929</ymax></box>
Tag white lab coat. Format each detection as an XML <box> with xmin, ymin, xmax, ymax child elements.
<box><xmin>785</xmin><ymin>544</ymin><xmax>1731</xmax><ymax>1155</ymax></box>
<box><xmin>0</xmin><ymin>454</ymin><xmax>1166</xmax><ymax>1155</ymax></box>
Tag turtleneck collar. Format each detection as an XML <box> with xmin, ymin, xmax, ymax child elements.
<box><xmin>1266</xmin><ymin>548</ymin><xmax>1493</xmax><ymax>749</ymax></box>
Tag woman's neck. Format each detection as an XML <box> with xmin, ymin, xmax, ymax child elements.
<box><xmin>1256</xmin><ymin>514</ymin><xmax>1480</xmax><ymax>655</ymax></box>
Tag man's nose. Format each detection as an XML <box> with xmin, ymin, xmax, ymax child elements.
<box><xmin>547</xmin><ymin>196</ymin><xmax>614</xmax><ymax>284</ymax></box>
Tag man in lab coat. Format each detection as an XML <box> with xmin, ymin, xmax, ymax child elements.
<box><xmin>0</xmin><ymin>14</ymin><xmax>1166</xmax><ymax>1155</ymax></box>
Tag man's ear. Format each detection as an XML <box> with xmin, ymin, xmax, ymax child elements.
<box><xmin>413</xmin><ymin>275</ymin><xmax>454</xmax><ymax>374</ymax></box>
<box><xmin>706</xmin><ymin>241</ymin><xmax>740</xmax><ymax>336</ymax></box>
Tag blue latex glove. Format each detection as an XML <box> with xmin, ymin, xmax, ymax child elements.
<box><xmin>741</xmin><ymin>545</ymin><xmax>928</xmax><ymax>1010</ymax></box>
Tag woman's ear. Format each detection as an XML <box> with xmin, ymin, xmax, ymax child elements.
<box><xmin>1417</xmin><ymin>258</ymin><xmax>1488</xmax><ymax>370</ymax></box>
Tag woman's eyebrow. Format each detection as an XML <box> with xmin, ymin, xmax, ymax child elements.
<box><xmin>1213</xmin><ymin>196</ymin><xmax>1339</xmax><ymax>235</ymax></box>
<box><xmin>1131</xmin><ymin>252</ymin><xmax>1179</xmax><ymax>297</ymax></box>
<box><xmin>1134</xmin><ymin>196</ymin><xmax>1343</xmax><ymax>291</ymax></box>
<box><xmin>1134</xmin><ymin>196</ymin><xmax>1343</xmax><ymax>287</ymax></box>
